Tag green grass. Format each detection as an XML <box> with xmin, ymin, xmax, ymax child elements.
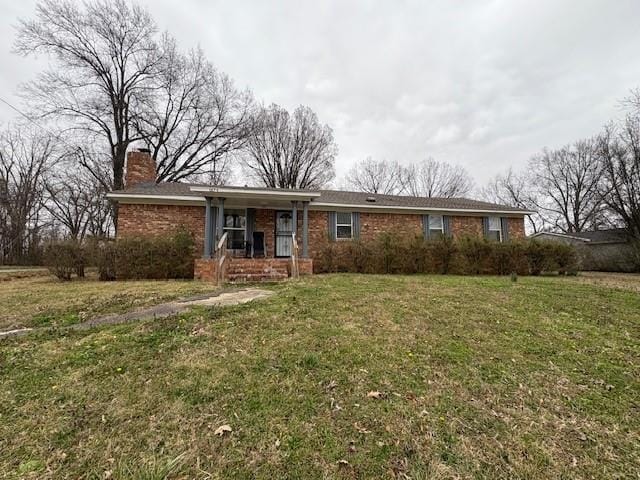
<box><xmin>0</xmin><ymin>274</ymin><xmax>218</xmax><ymax>330</ymax></box>
<box><xmin>1</xmin><ymin>274</ymin><xmax>639</xmax><ymax>478</ymax></box>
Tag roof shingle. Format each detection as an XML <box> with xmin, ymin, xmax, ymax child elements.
<box><xmin>110</xmin><ymin>181</ymin><xmax>530</xmax><ymax>213</ymax></box>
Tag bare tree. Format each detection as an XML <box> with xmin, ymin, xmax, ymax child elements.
<box><xmin>481</xmin><ymin>168</ymin><xmax>544</xmax><ymax>233</ymax></box>
<box><xmin>0</xmin><ymin>125</ymin><xmax>56</xmax><ymax>264</ymax></box>
<box><xmin>402</xmin><ymin>157</ymin><xmax>473</xmax><ymax>198</ymax></box>
<box><xmin>243</xmin><ymin>104</ymin><xmax>336</xmax><ymax>189</ymax></box>
<box><xmin>344</xmin><ymin>157</ymin><xmax>404</xmax><ymax>194</ymax></box>
<box><xmin>597</xmin><ymin>116</ymin><xmax>640</xmax><ymax>239</ymax></box>
<box><xmin>15</xmin><ymin>0</ymin><xmax>164</xmax><ymax>199</ymax></box>
<box><xmin>43</xmin><ymin>164</ymin><xmax>113</xmax><ymax>240</ymax></box>
<box><xmin>136</xmin><ymin>44</ymin><xmax>254</xmax><ymax>183</ymax></box>
<box><xmin>530</xmin><ymin>140</ymin><xmax>605</xmax><ymax>233</ymax></box>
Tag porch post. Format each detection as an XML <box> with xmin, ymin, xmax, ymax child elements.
<box><xmin>204</xmin><ymin>196</ymin><xmax>213</xmax><ymax>258</ymax></box>
<box><xmin>291</xmin><ymin>201</ymin><xmax>298</xmax><ymax>237</ymax></box>
<box><xmin>302</xmin><ymin>201</ymin><xmax>309</xmax><ymax>258</ymax></box>
<box><xmin>215</xmin><ymin>197</ymin><xmax>225</xmax><ymax>247</ymax></box>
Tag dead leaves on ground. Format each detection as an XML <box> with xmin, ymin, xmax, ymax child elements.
<box><xmin>214</xmin><ymin>424</ymin><xmax>232</xmax><ymax>436</ymax></box>
<box><xmin>367</xmin><ymin>390</ymin><xmax>385</xmax><ymax>399</ymax></box>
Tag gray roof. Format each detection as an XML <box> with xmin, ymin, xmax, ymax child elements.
<box><xmin>566</xmin><ymin>228</ymin><xmax>631</xmax><ymax>243</ymax></box>
<box><xmin>110</xmin><ymin>181</ymin><xmax>530</xmax><ymax>214</ymax></box>
<box><xmin>533</xmin><ymin>228</ymin><xmax>631</xmax><ymax>243</ymax></box>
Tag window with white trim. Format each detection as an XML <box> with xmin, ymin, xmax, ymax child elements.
<box><xmin>487</xmin><ymin>216</ymin><xmax>502</xmax><ymax>242</ymax></box>
<box><xmin>223</xmin><ymin>209</ymin><xmax>246</xmax><ymax>249</ymax></box>
<box><xmin>428</xmin><ymin>215</ymin><xmax>444</xmax><ymax>237</ymax></box>
<box><xmin>336</xmin><ymin>212</ymin><xmax>353</xmax><ymax>239</ymax></box>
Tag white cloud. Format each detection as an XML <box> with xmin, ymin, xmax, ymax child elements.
<box><xmin>2</xmin><ymin>0</ymin><xmax>640</xmax><ymax>185</ymax></box>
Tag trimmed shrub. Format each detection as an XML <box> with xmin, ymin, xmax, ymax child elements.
<box><xmin>43</xmin><ymin>240</ymin><xmax>85</xmax><ymax>280</ymax></box>
<box><xmin>316</xmin><ymin>234</ymin><xmax>578</xmax><ymax>276</ymax></box>
<box><xmin>111</xmin><ymin>230</ymin><xmax>195</xmax><ymax>280</ymax></box>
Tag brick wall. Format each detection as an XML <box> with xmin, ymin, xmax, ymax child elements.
<box><xmin>254</xmin><ymin>208</ymin><xmax>276</xmax><ymax>257</ymax></box>
<box><xmin>194</xmin><ymin>258</ymin><xmax>217</xmax><ymax>281</ymax></box>
<box><xmin>118</xmin><ymin>203</ymin><xmax>206</xmax><ymax>253</ymax></box>
<box><xmin>117</xmin><ymin>203</ymin><xmax>527</xmax><ymax>262</ymax></box>
<box><xmin>125</xmin><ymin>150</ymin><xmax>156</xmax><ymax>187</ymax></box>
<box><xmin>451</xmin><ymin>216</ymin><xmax>483</xmax><ymax>239</ymax></box>
<box><xmin>508</xmin><ymin>217</ymin><xmax>526</xmax><ymax>239</ymax></box>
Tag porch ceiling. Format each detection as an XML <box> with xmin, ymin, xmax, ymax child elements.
<box><xmin>190</xmin><ymin>186</ymin><xmax>320</xmax><ymax>204</ymax></box>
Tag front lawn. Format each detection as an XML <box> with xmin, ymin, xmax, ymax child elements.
<box><xmin>1</xmin><ymin>274</ymin><xmax>638</xmax><ymax>478</ymax></box>
<box><xmin>0</xmin><ymin>274</ymin><xmax>218</xmax><ymax>331</ymax></box>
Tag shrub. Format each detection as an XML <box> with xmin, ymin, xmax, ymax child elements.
<box><xmin>316</xmin><ymin>234</ymin><xmax>577</xmax><ymax>276</ymax></box>
<box><xmin>551</xmin><ymin>242</ymin><xmax>578</xmax><ymax>275</ymax></box>
<box><xmin>95</xmin><ymin>242</ymin><xmax>117</xmax><ymax>281</ymax></box>
<box><xmin>112</xmin><ymin>230</ymin><xmax>195</xmax><ymax>280</ymax></box>
<box><xmin>425</xmin><ymin>235</ymin><xmax>454</xmax><ymax>274</ymax></box>
<box><xmin>455</xmin><ymin>236</ymin><xmax>493</xmax><ymax>274</ymax></box>
<box><xmin>43</xmin><ymin>240</ymin><xmax>85</xmax><ymax>280</ymax></box>
<box><xmin>525</xmin><ymin>239</ymin><xmax>554</xmax><ymax>275</ymax></box>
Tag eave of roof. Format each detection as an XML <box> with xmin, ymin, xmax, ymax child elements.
<box><xmin>106</xmin><ymin>182</ymin><xmax>534</xmax><ymax>215</ymax></box>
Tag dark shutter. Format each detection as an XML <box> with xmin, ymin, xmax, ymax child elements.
<box><xmin>328</xmin><ymin>211</ymin><xmax>337</xmax><ymax>241</ymax></box>
<box><xmin>482</xmin><ymin>217</ymin><xmax>490</xmax><ymax>239</ymax></box>
<box><xmin>423</xmin><ymin>214</ymin><xmax>430</xmax><ymax>239</ymax></box>
<box><xmin>352</xmin><ymin>212</ymin><xmax>360</xmax><ymax>239</ymax></box>
<box><xmin>246</xmin><ymin>208</ymin><xmax>255</xmax><ymax>243</ymax></box>
<box><xmin>443</xmin><ymin>215</ymin><xmax>451</xmax><ymax>237</ymax></box>
<box><xmin>500</xmin><ymin>217</ymin><xmax>509</xmax><ymax>242</ymax></box>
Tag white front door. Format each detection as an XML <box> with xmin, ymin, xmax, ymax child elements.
<box><xmin>275</xmin><ymin>211</ymin><xmax>293</xmax><ymax>257</ymax></box>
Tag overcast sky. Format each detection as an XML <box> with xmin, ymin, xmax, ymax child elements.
<box><xmin>1</xmin><ymin>0</ymin><xmax>640</xmax><ymax>186</ymax></box>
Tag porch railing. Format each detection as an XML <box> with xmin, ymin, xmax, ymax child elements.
<box><xmin>215</xmin><ymin>231</ymin><xmax>229</xmax><ymax>285</ymax></box>
<box><xmin>290</xmin><ymin>232</ymin><xmax>300</xmax><ymax>279</ymax></box>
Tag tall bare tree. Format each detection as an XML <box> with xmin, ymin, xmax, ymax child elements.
<box><xmin>481</xmin><ymin>168</ymin><xmax>544</xmax><ymax>233</ymax></box>
<box><xmin>530</xmin><ymin>140</ymin><xmax>605</xmax><ymax>233</ymax></box>
<box><xmin>344</xmin><ymin>157</ymin><xmax>404</xmax><ymax>194</ymax></box>
<box><xmin>402</xmin><ymin>157</ymin><xmax>473</xmax><ymax>198</ymax></box>
<box><xmin>15</xmin><ymin>0</ymin><xmax>164</xmax><ymax>197</ymax></box>
<box><xmin>597</xmin><ymin>104</ymin><xmax>640</xmax><ymax>238</ymax></box>
<box><xmin>136</xmin><ymin>43</ymin><xmax>254</xmax><ymax>182</ymax></box>
<box><xmin>243</xmin><ymin>104</ymin><xmax>336</xmax><ymax>189</ymax></box>
<box><xmin>0</xmin><ymin>125</ymin><xmax>56</xmax><ymax>264</ymax></box>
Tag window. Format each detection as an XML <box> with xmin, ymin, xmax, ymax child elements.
<box><xmin>336</xmin><ymin>212</ymin><xmax>353</xmax><ymax>239</ymax></box>
<box><xmin>223</xmin><ymin>209</ymin><xmax>246</xmax><ymax>249</ymax></box>
<box><xmin>487</xmin><ymin>216</ymin><xmax>502</xmax><ymax>242</ymax></box>
<box><xmin>428</xmin><ymin>215</ymin><xmax>444</xmax><ymax>237</ymax></box>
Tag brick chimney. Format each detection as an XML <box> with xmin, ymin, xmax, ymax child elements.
<box><xmin>125</xmin><ymin>148</ymin><xmax>157</xmax><ymax>187</ymax></box>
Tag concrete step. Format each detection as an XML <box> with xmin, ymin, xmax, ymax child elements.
<box><xmin>226</xmin><ymin>272</ymin><xmax>288</xmax><ymax>283</ymax></box>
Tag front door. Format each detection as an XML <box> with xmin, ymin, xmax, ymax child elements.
<box><xmin>275</xmin><ymin>211</ymin><xmax>293</xmax><ymax>257</ymax></box>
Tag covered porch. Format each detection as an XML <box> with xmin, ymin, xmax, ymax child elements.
<box><xmin>192</xmin><ymin>186</ymin><xmax>320</xmax><ymax>283</ymax></box>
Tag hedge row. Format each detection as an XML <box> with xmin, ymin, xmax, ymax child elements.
<box><xmin>315</xmin><ymin>233</ymin><xmax>578</xmax><ymax>276</ymax></box>
<box><xmin>43</xmin><ymin>230</ymin><xmax>195</xmax><ymax>281</ymax></box>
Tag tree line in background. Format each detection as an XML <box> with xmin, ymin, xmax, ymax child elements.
<box><xmin>1</xmin><ymin>0</ymin><xmax>338</xmax><ymax>264</ymax></box>
<box><xmin>1</xmin><ymin>0</ymin><xmax>639</xmax><ymax>265</ymax></box>
<box><xmin>344</xmin><ymin>157</ymin><xmax>474</xmax><ymax>198</ymax></box>
<box><xmin>482</xmin><ymin>90</ymin><xmax>640</xmax><ymax>240</ymax></box>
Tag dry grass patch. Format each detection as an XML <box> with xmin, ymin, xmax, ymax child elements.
<box><xmin>1</xmin><ymin>274</ymin><xmax>639</xmax><ymax>478</ymax></box>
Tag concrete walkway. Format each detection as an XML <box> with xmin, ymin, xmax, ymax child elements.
<box><xmin>0</xmin><ymin>288</ymin><xmax>274</xmax><ymax>339</ymax></box>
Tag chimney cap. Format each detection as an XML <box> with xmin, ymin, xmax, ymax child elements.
<box><xmin>137</xmin><ymin>147</ymin><xmax>151</xmax><ymax>154</ymax></box>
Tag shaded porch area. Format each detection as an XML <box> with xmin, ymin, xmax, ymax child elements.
<box><xmin>191</xmin><ymin>186</ymin><xmax>320</xmax><ymax>283</ymax></box>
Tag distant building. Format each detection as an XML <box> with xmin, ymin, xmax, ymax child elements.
<box><xmin>531</xmin><ymin>229</ymin><xmax>638</xmax><ymax>272</ymax></box>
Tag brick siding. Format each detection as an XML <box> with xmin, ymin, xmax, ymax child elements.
<box><xmin>125</xmin><ymin>151</ymin><xmax>156</xmax><ymax>187</ymax></box>
<box><xmin>117</xmin><ymin>204</ymin><xmax>527</xmax><ymax>264</ymax></box>
<box><xmin>118</xmin><ymin>203</ymin><xmax>206</xmax><ymax>253</ymax></box>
